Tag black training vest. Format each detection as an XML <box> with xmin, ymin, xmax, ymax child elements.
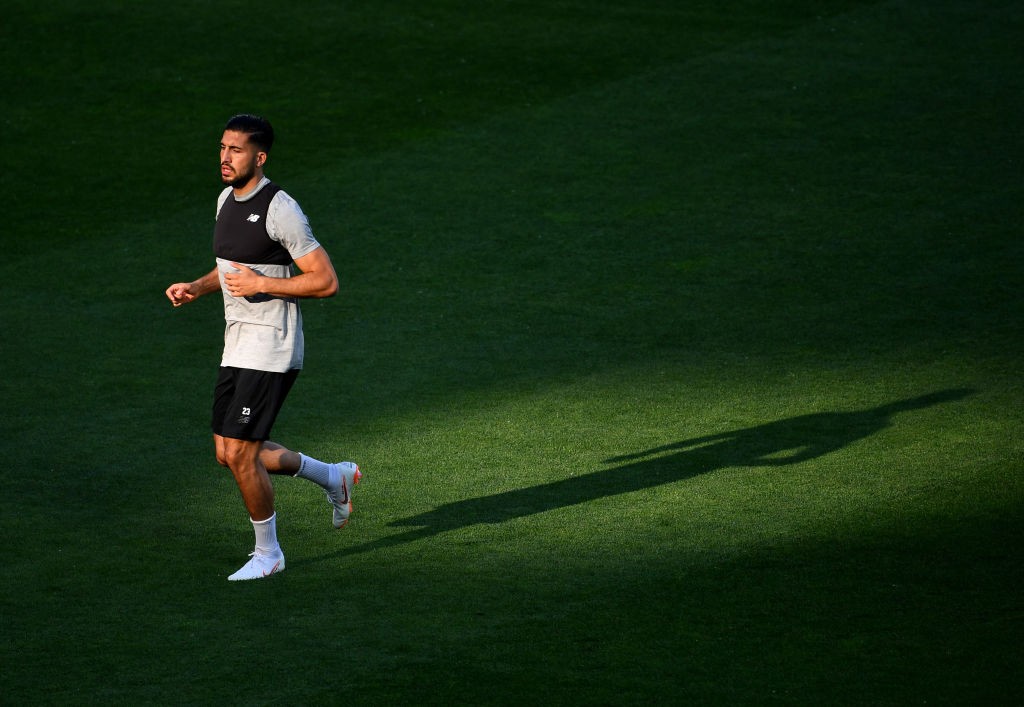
<box><xmin>213</xmin><ymin>182</ymin><xmax>292</xmax><ymax>265</ymax></box>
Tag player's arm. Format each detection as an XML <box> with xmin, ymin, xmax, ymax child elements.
<box><xmin>224</xmin><ymin>247</ymin><xmax>339</xmax><ymax>300</ymax></box>
<box><xmin>166</xmin><ymin>268</ymin><xmax>221</xmax><ymax>307</ymax></box>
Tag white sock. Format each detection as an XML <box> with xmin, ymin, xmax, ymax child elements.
<box><xmin>252</xmin><ymin>513</ymin><xmax>281</xmax><ymax>555</ymax></box>
<box><xmin>295</xmin><ymin>453</ymin><xmax>336</xmax><ymax>489</ymax></box>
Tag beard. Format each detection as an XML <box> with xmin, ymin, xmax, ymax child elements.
<box><xmin>221</xmin><ymin>162</ymin><xmax>256</xmax><ymax>188</ymax></box>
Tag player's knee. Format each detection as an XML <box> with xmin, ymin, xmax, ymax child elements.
<box><xmin>213</xmin><ymin>441</ymin><xmax>229</xmax><ymax>468</ymax></box>
<box><xmin>221</xmin><ymin>442</ymin><xmax>258</xmax><ymax>472</ymax></box>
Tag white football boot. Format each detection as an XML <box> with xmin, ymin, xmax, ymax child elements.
<box><xmin>228</xmin><ymin>549</ymin><xmax>285</xmax><ymax>581</ymax></box>
<box><xmin>326</xmin><ymin>462</ymin><xmax>361</xmax><ymax>529</ymax></box>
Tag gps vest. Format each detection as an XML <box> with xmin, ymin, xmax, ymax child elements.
<box><xmin>213</xmin><ymin>182</ymin><xmax>292</xmax><ymax>265</ymax></box>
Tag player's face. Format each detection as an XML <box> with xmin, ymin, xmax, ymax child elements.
<box><xmin>219</xmin><ymin>130</ymin><xmax>265</xmax><ymax>190</ymax></box>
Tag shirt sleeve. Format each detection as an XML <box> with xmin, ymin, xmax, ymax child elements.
<box><xmin>215</xmin><ymin>187</ymin><xmax>232</xmax><ymax>219</ymax></box>
<box><xmin>266</xmin><ymin>190</ymin><xmax>322</xmax><ymax>261</ymax></box>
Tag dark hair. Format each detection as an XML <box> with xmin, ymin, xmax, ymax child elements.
<box><xmin>225</xmin><ymin>114</ymin><xmax>275</xmax><ymax>152</ymax></box>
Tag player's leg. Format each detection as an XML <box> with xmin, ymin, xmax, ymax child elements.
<box><xmin>260</xmin><ymin>440</ymin><xmax>363</xmax><ymax>530</ymax></box>
<box><xmin>214</xmin><ymin>409</ymin><xmax>362</xmax><ymax>530</ymax></box>
<box><xmin>259</xmin><ymin>441</ymin><xmax>301</xmax><ymax>475</ymax></box>
<box><xmin>217</xmin><ymin>433</ymin><xmax>286</xmax><ymax>580</ymax></box>
<box><xmin>219</xmin><ymin>435</ymin><xmax>275</xmax><ymax>521</ymax></box>
<box><xmin>211</xmin><ymin>367</ymin><xmax>289</xmax><ymax>580</ymax></box>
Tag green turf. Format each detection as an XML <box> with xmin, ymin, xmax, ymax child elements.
<box><xmin>2</xmin><ymin>0</ymin><xmax>1022</xmax><ymax>703</ymax></box>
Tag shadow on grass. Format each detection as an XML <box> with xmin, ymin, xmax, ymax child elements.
<box><xmin>310</xmin><ymin>388</ymin><xmax>975</xmax><ymax>562</ymax></box>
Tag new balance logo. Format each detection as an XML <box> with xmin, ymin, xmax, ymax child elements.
<box><xmin>247</xmin><ymin>214</ymin><xmax>261</xmax><ymax>223</ymax></box>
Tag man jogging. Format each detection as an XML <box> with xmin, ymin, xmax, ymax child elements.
<box><xmin>166</xmin><ymin>114</ymin><xmax>360</xmax><ymax>581</ymax></box>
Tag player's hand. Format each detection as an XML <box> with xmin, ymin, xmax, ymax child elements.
<box><xmin>166</xmin><ymin>283</ymin><xmax>197</xmax><ymax>307</ymax></box>
<box><xmin>223</xmin><ymin>262</ymin><xmax>265</xmax><ymax>298</ymax></box>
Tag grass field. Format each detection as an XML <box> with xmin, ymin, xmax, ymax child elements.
<box><xmin>2</xmin><ymin>0</ymin><xmax>1022</xmax><ymax>703</ymax></box>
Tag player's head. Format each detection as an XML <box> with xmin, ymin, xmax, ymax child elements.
<box><xmin>224</xmin><ymin>114</ymin><xmax>275</xmax><ymax>153</ymax></box>
<box><xmin>220</xmin><ymin>114</ymin><xmax>274</xmax><ymax>189</ymax></box>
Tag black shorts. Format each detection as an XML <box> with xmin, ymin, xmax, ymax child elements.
<box><xmin>211</xmin><ymin>366</ymin><xmax>300</xmax><ymax>442</ymax></box>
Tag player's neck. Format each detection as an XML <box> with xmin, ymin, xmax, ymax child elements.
<box><xmin>232</xmin><ymin>171</ymin><xmax>265</xmax><ymax>198</ymax></box>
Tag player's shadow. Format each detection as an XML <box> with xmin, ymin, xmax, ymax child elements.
<box><xmin>313</xmin><ymin>388</ymin><xmax>974</xmax><ymax>562</ymax></box>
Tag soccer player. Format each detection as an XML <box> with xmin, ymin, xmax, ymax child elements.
<box><xmin>165</xmin><ymin>114</ymin><xmax>360</xmax><ymax>581</ymax></box>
